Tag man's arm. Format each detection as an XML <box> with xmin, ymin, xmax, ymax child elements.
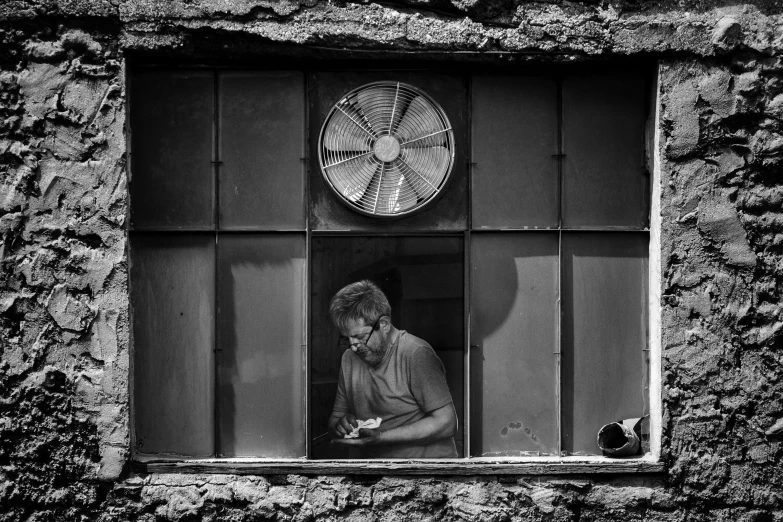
<box><xmin>333</xmin><ymin>403</ymin><xmax>456</xmax><ymax>447</ymax></box>
<box><xmin>329</xmin><ymin>351</ymin><xmax>356</xmax><ymax>439</ymax></box>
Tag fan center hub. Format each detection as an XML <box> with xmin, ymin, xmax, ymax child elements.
<box><xmin>373</xmin><ymin>136</ymin><xmax>401</xmax><ymax>162</ymax></box>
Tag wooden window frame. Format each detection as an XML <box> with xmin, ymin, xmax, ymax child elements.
<box><xmin>128</xmin><ymin>63</ymin><xmax>664</xmax><ymax>475</ymax></box>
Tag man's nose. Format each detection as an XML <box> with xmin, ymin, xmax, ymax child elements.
<box><xmin>348</xmin><ymin>339</ymin><xmax>364</xmax><ymax>351</ymax></box>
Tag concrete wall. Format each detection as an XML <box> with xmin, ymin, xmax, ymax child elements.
<box><xmin>0</xmin><ymin>1</ymin><xmax>781</xmax><ymax>520</ymax></box>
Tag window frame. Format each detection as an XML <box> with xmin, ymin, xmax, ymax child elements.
<box><xmin>127</xmin><ymin>61</ymin><xmax>664</xmax><ymax>474</ymax></box>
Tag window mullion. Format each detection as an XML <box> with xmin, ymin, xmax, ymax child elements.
<box><xmin>556</xmin><ymin>77</ymin><xmax>564</xmax><ymax>457</ymax></box>
<box><xmin>213</xmin><ymin>69</ymin><xmax>222</xmax><ymax>458</ymax></box>
<box><xmin>463</xmin><ymin>230</ymin><xmax>471</xmax><ymax>459</ymax></box>
<box><xmin>304</xmin><ymin>231</ymin><xmax>311</xmax><ymax>459</ymax></box>
<box><xmin>465</xmin><ymin>76</ymin><xmax>473</xmax><ymax>460</ymax></box>
<box><xmin>556</xmin><ymin>230</ymin><xmax>563</xmax><ymax>457</ymax></box>
<box><xmin>305</xmin><ymin>71</ymin><xmax>312</xmax><ymax>460</ymax></box>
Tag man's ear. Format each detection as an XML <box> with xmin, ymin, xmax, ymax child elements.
<box><xmin>380</xmin><ymin>316</ymin><xmax>391</xmax><ymax>331</ymax></box>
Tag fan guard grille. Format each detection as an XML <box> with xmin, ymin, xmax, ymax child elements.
<box><xmin>318</xmin><ymin>82</ymin><xmax>455</xmax><ymax>217</ymax></box>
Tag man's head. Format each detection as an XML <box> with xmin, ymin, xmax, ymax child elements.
<box><xmin>329</xmin><ymin>280</ymin><xmax>393</xmax><ymax>367</ymax></box>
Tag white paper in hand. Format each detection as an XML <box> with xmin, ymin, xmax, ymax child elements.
<box><xmin>344</xmin><ymin>417</ymin><xmax>382</xmax><ymax>439</ymax></box>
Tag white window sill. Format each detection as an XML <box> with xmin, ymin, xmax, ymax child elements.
<box><xmin>132</xmin><ymin>455</ymin><xmax>664</xmax><ymax>475</ymax></box>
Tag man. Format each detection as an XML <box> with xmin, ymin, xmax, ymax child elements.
<box><xmin>328</xmin><ymin>280</ymin><xmax>458</xmax><ymax>458</ymax></box>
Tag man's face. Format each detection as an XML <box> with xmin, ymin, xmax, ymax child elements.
<box><xmin>341</xmin><ymin>318</ymin><xmax>389</xmax><ymax>367</ymax></box>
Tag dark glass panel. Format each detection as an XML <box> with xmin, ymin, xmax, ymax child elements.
<box><xmin>217</xmin><ymin>234</ymin><xmax>307</xmax><ymax>457</ymax></box>
<box><xmin>470</xmin><ymin>233</ymin><xmax>560</xmax><ymax>456</ymax></box>
<box><xmin>131</xmin><ymin>233</ymin><xmax>215</xmax><ymax>456</ymax></box>
<box><xmin>131</xmin><ymin>70</ymin><xmax>214</xmax><ymax>229</ymax></box>
<box><xmin>219</xmin><ymin>72</ymin><xmax>305</xmax><ymax>230</ymax></box>
<box><xmin>561</xmin><ymin>233</ymin><xmax>649</xmax><ymax>455</ymax></box>
<box><xmin>472</xmin><ymin>76</ymin><xmax>559</xmax><ymax>229</ymax></box>
<box><xmin>562</xmin><ymin>74</ymin><xmax>648</xmax><ymax>228</ymax></box>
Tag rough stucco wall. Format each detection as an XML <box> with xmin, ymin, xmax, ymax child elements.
<box><xmin>0</xmin><ymin>1</ymin><xmax>782</xmax><ymax>521</ymax></box>
<box><xmin>659</xmin><ymin>56</ymin><xmax>783</xmax><ymax>508</ymax></box>
<box><xmin>0</xmin><ymin>22</ymin><xmax>129</xmax><ymax>520</ymax></box>
<box><xmin>113</xmin><ymin>1</ymin><xmax>783</xmax><ymax>58</ymax></box>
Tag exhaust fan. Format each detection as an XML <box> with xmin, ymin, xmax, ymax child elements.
<box><xmin>318</xmin><ymin>82</ymin><xmax>455</xmax><ymax>217</ymax></box>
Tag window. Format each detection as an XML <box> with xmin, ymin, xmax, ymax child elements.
<box><xmin>129</xmin><ymin>65</ymin><xmax>654</xmax><ymax>462</ymax></box>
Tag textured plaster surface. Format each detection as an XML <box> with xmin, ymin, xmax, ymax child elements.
<box><xmin>112</xmin><ymin>2</ymin><xmax>783</xmax><ymax>58</ymax></box>
<box><xmin>0</xmin><ymin>0</ymin><xmax>782</xmax><ymax>520</ymax></box>
<box><xmin>0</xmin><ymin>21</ymin><xmax>129</xmax><ymax>521</ymax></box>
<box><xmin>1</xmin><ymin>1</ymin><xmax>783</xmax><ymax>56</ymax></box>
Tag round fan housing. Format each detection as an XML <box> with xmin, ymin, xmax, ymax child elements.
<box><xmin>318</xmin><ymin>82</ymin><xmax>455</xmax><ymax>218</ymax></box>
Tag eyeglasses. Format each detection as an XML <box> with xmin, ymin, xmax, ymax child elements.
<box><xmin>337</xmin><ymin>318</ymin><xmax>381</xmax><ymax>351</ymax></box>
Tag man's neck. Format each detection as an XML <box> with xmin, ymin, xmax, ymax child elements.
<box><xmin>387</xmin><ymin>325</ymin><xmax>400</xmax><ymax>347</ymax></box>
<box><xmin>370</xmin><ymin>325</ymin><xmax>399</xmax><ymax>368</ymax></box>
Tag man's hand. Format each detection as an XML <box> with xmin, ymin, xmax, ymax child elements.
<box><xmin>331</xmin><ymin>428</ymin><xmax>382</xmax><ymax>446</ymax></box>
<box><xmin>328</xmin><ymin>413</ymin><xmax>358</xmax><ymax>439</ymax></box>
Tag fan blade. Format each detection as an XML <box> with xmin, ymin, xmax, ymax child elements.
<box><xmin>395</xmin><ymin>96</ymin><xmax>446</xmax><ymax>147</ymax></box>
<box><xmin>389</xmin><ymin>158</ymin><xmax>426</xmax><ymax>200</ymax></box>
<box><xmin>358</xmin><ymin>165</ymin><xmax>383</xmax><ymax>211</ymax></box>
<box><xmin>356</xmin><ymin>86</ymin><xmax>403</xmax><ymax>136</ymax></box>
<box><xmin>327</xmin><ymin>156</ymin><xmax>378</xmax><ymax>202</ymax></box>
<box><xmin>324</xmin><ymin>110</ymin><xmax>372</xmax><ymax>152</ymax></box>
<box><xmin>377</xmin><ymin>165</ymin><xmax>417</xmax><ymax>215</ymax></box>
<box><xmin>401</xmin><ymin>146</ymin><xmax>450</xmax><ymax>190</ymax></box>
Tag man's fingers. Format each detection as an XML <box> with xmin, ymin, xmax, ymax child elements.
<box><xmin>339</xmin><ymin>415</ymin><xmax>358</xmax><ymax>433</ymax></box>
<box><xmin>334</xmin><ymin>415</ymin><xmax>377</xmax><ymax>441</ymax></box>
<box><xmin>338</xmin><ymin>419</ymin><xmax>351</xmax><ymax>432</ymax></box>
<box><xmin>331</xmin><ymin>429</ymin><xmax>376</xmax><ymax>446</ymax></box>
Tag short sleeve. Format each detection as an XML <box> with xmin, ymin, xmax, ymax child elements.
<box><xmin>408</xmin><ymin>346</ymin><xmax>454</xmax><ymax>413</ymax></box>
<box><xmin>332</xmin><ymin>351</ymin><xmax>351</xmax><ymax>414</ymax></box>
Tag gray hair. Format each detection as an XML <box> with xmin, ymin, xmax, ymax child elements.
<box><xmin>329</xmin><ymin>280</ymin><xmax>391</xmax><ymax>332</ymax></box>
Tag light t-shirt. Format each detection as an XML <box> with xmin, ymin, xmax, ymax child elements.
<box><xmin>333</xmin><ymin>330</ymin><xmax>458</xmax><ymax>459</ymax></box>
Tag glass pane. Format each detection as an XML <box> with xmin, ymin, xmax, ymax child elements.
<box><xmin>472</xmin><ymin>76</ymin><xmax>558</xmax><ymax>229</ymax></box>
<box><xmin>131</xmin><ymin>233</ymin><xmax>215</xmax><ymax>456</ymax></box>
<box><xmin>562</xmin><ymin>75</ymin><xmax>648</xmax><ymax>228</ymax></box>
<box><xmin>217</xmin><ymin>234</ymin><xmax>306</xmax><ymax>457</ymax></box>
<box><xmin>562</xmin><ymin>233</ymin><xmax>649</xmax><ymax>455</ymax></box>
<box><xmin>130</xmin><ymin>70</ymin><xmax>214</xmax><ymax>229</ymax></box>
<box><xmin>470</xmin><ymin>233</ymin><xmax>559</xmax><ymax>456</ymax></box>
<box><xmin>310</xmin><ymin>236</ymin><xmax>464</xmax><ymax>459</ymax></box>
<box><xmin>219</xmin><ymin>72</ymin><xmax>306</xmax><ymax>230</ymax></box>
